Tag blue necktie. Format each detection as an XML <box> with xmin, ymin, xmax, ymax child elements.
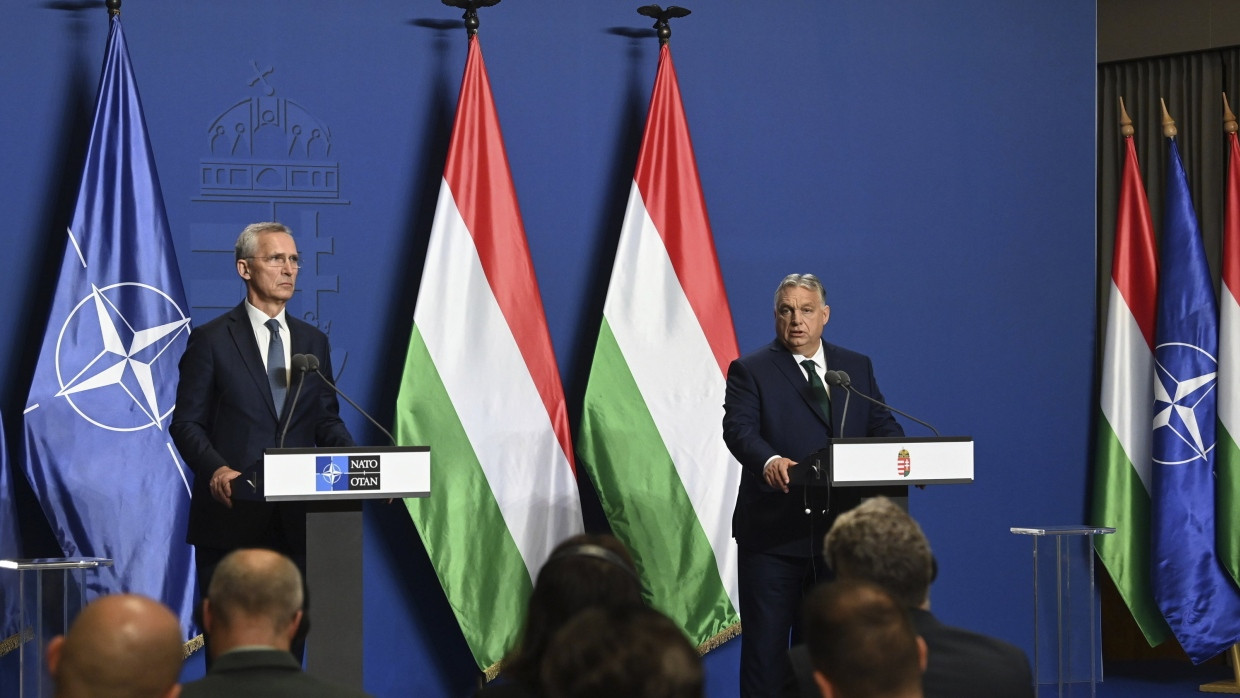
<box><xmin>801</xmin><ymin>358</ymin><xmax>831</xmax><ymax>423</ymax></box>
<box><xmin>265</xmin><ymin>318</ymin><xmax>287</xmax><ymax>417</ymax></box>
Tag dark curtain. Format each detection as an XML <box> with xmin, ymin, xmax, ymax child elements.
<box><xmin>1097</xmin><ymin>49</ymin><xmax>1240</xmax><ymax>325</ymax></box>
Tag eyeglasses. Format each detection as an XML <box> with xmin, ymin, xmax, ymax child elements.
<box><xmin>247</xmin><ymin>254</ymin><xmax>301</xmax><ymax>269</ymax></box>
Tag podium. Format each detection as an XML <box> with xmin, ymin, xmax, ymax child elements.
<box><xmin>791</xmin><ymin>436</ymin><xmax>974</xmax><ymax>488</ymax></box>
<box><xmin>235</xmin><ymin>445</ymin><xmax>429</xmax><ymax>688</ymax></box>
<box><xmin>1009</xmin><ymin>526</ymin><xmax>1113</xmax><ymax>698</ymax></box>
<box><xmin>0</xmin><ymin>557</ymin><xmax>113</xmax><ymax>698</ymax></box>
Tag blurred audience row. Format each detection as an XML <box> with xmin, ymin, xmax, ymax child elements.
<box><xmin>44</xmin><ymin>497</ymin><xmax>1030</xmax><ymax>698</ymax></box>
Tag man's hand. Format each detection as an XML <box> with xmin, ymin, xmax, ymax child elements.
<box><xmin>763</xmin><ymin>457</ymin><xmax>797</xmax><ymax>494</ymax></box>
<box><xmin>209</xmin><ymin>466</ymin><xmax>243</xmax><ymax>508</ymax></box>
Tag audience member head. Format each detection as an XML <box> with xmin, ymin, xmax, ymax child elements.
<box><xmin>500</xmin><ymin>533</ymin><xmax>645</xmax><ymax>687</ymax></box>
<box><xmin>202</xmin><ymin>548</ymin><xmax>304</xmax><ymax>658</ymax></box>
<box><xmin>540</xmin><ymin>605</ymin><xmax>702</xmax><ymax>698</ymax></box>
<box><xmin>802</xmin><ymin>579</ymin><xmax>926</xmax><ymax>698</ymax></box>
<box><xmin>46</xmin><ymin>593</ymin><xmax>183</xmax><ymax>698</ymax></box>
<box><xmin>824</xmin><ymin>496</ymin><xmax>935</xmax><ymax>609</ymax></box>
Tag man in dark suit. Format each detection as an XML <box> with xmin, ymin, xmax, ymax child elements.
<box><xmin>723</xmin><ymin>273</ymin><xmax>903</xmax><ymax>697</ymax></box>
<box><xmin>181</xmin><ymin>548</ymin><xmax>370</xmax><ymax>698</ymax></box>
<box><xmin>815</xmin><ymin>496</ymin><xmax>1034</xmax><ymax>698</ymax></box>
<box><xmin>170</xmin><ymin>222</ymin><xmax>353</xmax><ymax>649</ymax></box>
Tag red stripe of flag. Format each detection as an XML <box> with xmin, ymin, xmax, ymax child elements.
<box><xmin>633</xmin><ymin>45</ymin><xmax>738</xmax><ymax>375</ymax></box>
<box><xmin>443</xmin><ymin>36</ymin><xmax>574</xmax><ymax>468</ymax></box>
<box><xmin>1113</xmin><ymin>136</ymin><xmax>1159</xmax><ymax>350</ymax></box>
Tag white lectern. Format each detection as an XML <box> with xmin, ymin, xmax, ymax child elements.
<box><xmin>234</xmin><ymin>445</ymin><xmax>429</xmax><ymax>689</ymax></box>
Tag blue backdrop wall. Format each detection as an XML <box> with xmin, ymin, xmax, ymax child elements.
<box><xmin>1</xmin><ymin>1</ymin><xmax>1097</xmax><ymax>696</ymax></box>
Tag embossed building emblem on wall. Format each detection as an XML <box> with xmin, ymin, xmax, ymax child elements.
<box><xmin>198</xmin><ymin>61</ymin><xmax>344</xmax><ymax>203</ymax></box>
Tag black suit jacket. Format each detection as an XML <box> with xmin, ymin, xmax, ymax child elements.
<box><xmin>785</xmin><ymin>610</ymin><xmax>1034</xmax><ymax>698</ymax></box>
<box><xmin>912</xmin><ymin>608</ymin><xmax>1034</xmax><ymax>698</ymax></box>
<box><xmin>723</xmin><ymin>340</ymin><xmax>903</xmax><ymax>553</ymax></box>
<box><xmin>170</xmin><ymin>303</ymin><xmax>353</xmax><ymax>553</ymax></box>
<box><xmin>180</xmin><ymin>648</ymin><xmax>372</xmax><ymax>698</ymax></box>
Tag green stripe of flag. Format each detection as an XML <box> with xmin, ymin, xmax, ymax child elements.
<box><xmin>578</xmin><ymin>320</ymin><xmax>739</xmax><ymax>644</ymax></box>
<box><xmin>1092</xmin><ymin>418</ymin><xmax>1169</xmax><ymax>645</ymax></box>
<box><xmin>396</xmin><ymin>326</ymin><xmax>532</xmax><ymax>670</ymax></box>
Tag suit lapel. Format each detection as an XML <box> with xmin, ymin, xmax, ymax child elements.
<box><xmin>768</xmin><ymin>341</ymin><xmax>830</xmax><ymax>429</ymax></box>
<box><xmin>226</xmin><ymin>304</ymin><xmax>280</xmax><ymax>420</ymax></box>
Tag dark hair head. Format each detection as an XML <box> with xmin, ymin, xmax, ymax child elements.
<box><xmin>824</xmin><ymin>496</ymin><xmax>934</xmax><ymax>608</ymax></box>
<box><xmin>500</xmin><ymin>533</ymin><xmax>646</xmax><ymax>687</ymax></box>
<box><xmin>540</xmin><ymin>605</ymin><xmax>702</xmax><ymax>698</ymax></box>
<box><xmin>802</xmin><ymin>579</ymin><xmax>922</xmax><ymax>698</ymax></box>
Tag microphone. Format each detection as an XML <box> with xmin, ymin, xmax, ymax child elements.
<box><xmin>823</xmin><ymin>370</ymin><xmax>853</xmax><ymax>436</ymax></box>
<box><xmin>278</xmin><ymin>354</ymin><xmax>315</xmax><ymax>448</ymax></box>
<box><xmin>303</xmin><ymin>353</ymin><xmax>397</xmax><ymax>445</ymax></box>
<box><xmin>827</xmin><ymin>370</ymin><xmax>940</xmax><ymax>436</ymax></box>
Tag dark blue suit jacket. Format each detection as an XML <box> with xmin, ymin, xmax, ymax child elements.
<box><xmin>170</xmin><ymin>303</ymin><xmax>353</xmax><ymax>553</ymax></box>
<box><xmin>723</xmin><ymin>339</ymin><xmax>903</xmax><ymax>554</ymax></box>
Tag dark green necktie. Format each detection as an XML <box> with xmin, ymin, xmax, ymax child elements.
<box><xmin>801</xmin><ymin>358</ymin><xmax>831</xmax><ymax>422</ymax></box>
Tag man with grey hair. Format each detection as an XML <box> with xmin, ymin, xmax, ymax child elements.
<box><xmin>46</xmin><ymin>593</ymin><xmax>183</xmax><ymax>698</ymax></box>
<box><xmin>171</xmin><ymin>222</ymin><xmax>354</xmax><ymax>661</ymax></box>
<box><xmin>181</xmin><ymin>549</ymin><xmax>370</xmax><ymax>697</ymax></box>
<box><xmin>817</xmin><ymin>497</ymin><xmax>1033</xmax><ymax>698</ymax></box>
<box><xmin>724</xmin><ymin>273</ymin><xmax>903</xmax><ymax>697</ymax></box>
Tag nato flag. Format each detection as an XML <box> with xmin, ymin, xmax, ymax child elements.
<box><xmin>20</xmin><ymin>15</ymin><xmax>196</xmax><ymax>642</ymax></box>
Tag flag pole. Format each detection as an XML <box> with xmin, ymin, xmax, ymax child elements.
<box><xmin>638</xmin><ymin>4</ymin><xmax>692</xmax><ymax>45</ymax></box>
<box><xmin>1202</xmin><ymin>92</ymin><xmax>1240</xmax><ymax>696</ymax></box>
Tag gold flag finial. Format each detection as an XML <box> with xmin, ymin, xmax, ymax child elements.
<box><xmin>1119</xmin><ymin>97</ymin><xmax>1134</xmax><ymax>137</ymax></box>
<box><xmin>1160</xmin><ymin>98</ymin><xmax>1178</xmax><ymax>138</ymax></box>
<box><xmin>1225</xmin><ymin>93</ymin><xmax>1238</xmax><ymax>135</ymax></box>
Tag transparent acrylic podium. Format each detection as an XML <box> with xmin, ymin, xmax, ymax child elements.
<box><xmin>0</xmin><ymin>557</ymin><xmax>113</xmax><ymax>698</ymax></box>
<box><xmin>1009</xmin><ymin>526</ymin><xmax>1113</xmax><ymax>698</ymax></box>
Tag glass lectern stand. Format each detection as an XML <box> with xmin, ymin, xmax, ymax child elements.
<box><xmin>1010</xmin><ymin>526</ymin><xmax>1114</xmax><ymax>698</ymax></box>
<box><xmin>0</xmin><ymin>557</ymin><xmax>113</xmax><ymax>698</ymax></box>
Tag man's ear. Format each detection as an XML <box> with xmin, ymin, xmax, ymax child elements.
<box><xmin>201</xmin><ymin>598</ymin><xmax>215</xmax><ymax>635</ymax></box>
<box><xmin>45</xmin><ymin>635</ymin><xmax>65</xmax><ymax>677</ymax></box>
<box><xmin>916</xmin><ymin>635</ymin><xmax>929</xmax><ymax>672</ymax></box>
<box><xmin>284</xmin><ymin>609</ymin><xmax>305</xmax><ymax>643</ymax></box>
<box><xmin>237</xmin><ymin>259</ymin><xmax>250</xmax><ymax>280</ymax></box>
<box><xmin>812</xmin><ymin>669</ymin><xmax>834</xmax><ymax>698</ymax></box>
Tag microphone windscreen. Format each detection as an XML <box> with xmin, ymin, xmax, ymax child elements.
<box><xmin>291</xmin><ymin>354</ymin><xmax>308</xmax><ymax>372</ymax></box>
<box><xmin>304</xmin><ymin>354</ymin><xmax>321</xmax><ymax>372</ymax></box>
<box><xmin>835</xmin><ymin>370</ymin><xmax>852</xmax><ymax>387</ymax></box>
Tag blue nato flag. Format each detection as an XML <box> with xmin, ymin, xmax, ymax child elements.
<box><xmin>19</xmin><ymin>15</ymin><xmax>197</xmax><ymax>643</ymax></box>
<box><xmin>1151</xmin><ymin>137</ymin><xmax>1240</xmax><ymax>663</ymax></box>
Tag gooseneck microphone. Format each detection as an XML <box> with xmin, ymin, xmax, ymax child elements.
<box><xmin>277</xmin><ymin>354</ymin><xmax>314</xmax><ymax>448</ymax></box>
<box><xmin>825</xmin><ymin>369</ymin><xmax>940</xmax><ymax>436</ymax></box>
<box><xmin>300</xmin><ymin>353</ymin><xmax>397</xmax><ymax>445</ymax></box>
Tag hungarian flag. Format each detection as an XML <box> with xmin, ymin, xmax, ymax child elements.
<box><xmin>20</xmin><ymin>15</ymin><xmax>197</xmax><ymax>642</ymax></box>
<box><xmin>577</xmin><ymin>43</ymin><xmax>742</xmax><ymax>650</ymax></box>
<box><xmin>1091</xmin><ymin>130</ymin><xmax>1170</xmax><ymax>645</ymax></box>
<box><xmin>1217</xmin><ymin>122</ymin><xmax>1240</xmax><ymax>586</ymax></box>
<box><xmin>394</xmin><ymin>34</ymin><xmax>583</xmax><ymax>675</ymax></box>
<box><xmin>1150</xmin><ymin>135</ymin><xmax>1240</xmax><ymax>662</ymax></box>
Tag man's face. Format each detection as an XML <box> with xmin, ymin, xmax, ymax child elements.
<box><xmin>774</xmin><ymin>286</ymin><xmax>830</xmax><ymax>357</ymax></box>
<box><xmin>237</xmin><ymin>231</ymin><xmax>299</xmax><ymax>309</ymax></box>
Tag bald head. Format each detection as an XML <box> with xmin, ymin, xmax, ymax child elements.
<box><xmin>47</xmin><ymin>594</ymin><xmax>183</xmax><ymax>698</ymax></box>
<box><xmin>203</xmin><ymin>548</ymin><xmax>304</xmax><ymax>655</ymax></box>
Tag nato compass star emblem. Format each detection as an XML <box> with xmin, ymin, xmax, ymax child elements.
<box><xmin>1153</xmin><ymin>341</ymin><xmax>1218</xmax><ymax>465</ymax></box>
<box><xmin>320</xmin><ymin>460</ymin><xmax>343</xmax><ymax>486</ymax></box>
<box><xmin>53</xmin><ymin>282</ymin><xmax>191</xmax><ymax>432</ymax></box>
